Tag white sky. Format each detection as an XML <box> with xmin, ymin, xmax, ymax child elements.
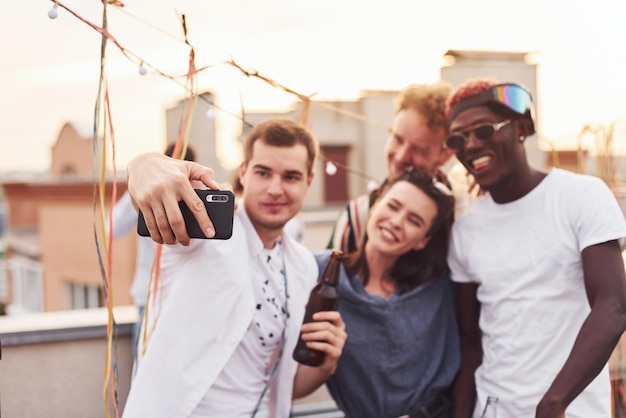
<box><xmin>2</xmin><ymin>0</ymin><xmax>626</xmax><ymax>173</ymax></box>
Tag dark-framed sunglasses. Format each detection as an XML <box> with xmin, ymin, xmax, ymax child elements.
<box><xmin>445</xmin><ymin>119</ymin><xmax>511</xmax><ymax>151</ymax></box>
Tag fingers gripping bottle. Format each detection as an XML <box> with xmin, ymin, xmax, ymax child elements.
<box><xmin>292</xmin><ymin>250</ymin><xmax>343</xmax><ymax>367</ymax></box>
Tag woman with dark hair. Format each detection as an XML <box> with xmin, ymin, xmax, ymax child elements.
<box><xmin>307</xmin><ymin>168</ymin><xmax>460</xmax><ymax>418</ymax></box>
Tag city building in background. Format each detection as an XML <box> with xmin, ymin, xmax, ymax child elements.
<box><xmin>0</xmin><ymin>122</ymin><xmax>134</xmax><ymax>315</ymax></box>
<box><xmin>240</xmin><ymin>90</ymin><xmax>397</xmax><ymax>210</ymax></box>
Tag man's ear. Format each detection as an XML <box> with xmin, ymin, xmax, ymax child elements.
<box><xmin>237</xmin><ymin>161</ymin><xmax>246</xmax><ymax>188</ymax></box>
<box><xmin>518</xmin><ymin>117</ymin><xmax>534</xmax><ymax>139</ymax></box>
<box><xmin>306</xmin><ymin>170</ymin><xmax>315</xmax><ymax>188</ymax></box>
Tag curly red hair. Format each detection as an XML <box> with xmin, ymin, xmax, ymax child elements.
<box><xmin>396</xmin><ymin>82</ymin><xmax>452</xmax><ymax>132</ymax></box>
<box><xmin>445</xmin><ymin>77</ymin><xmax>500</xmax><ymax>118</ymax></box>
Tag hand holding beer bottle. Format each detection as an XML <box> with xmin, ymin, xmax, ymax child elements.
<box><xmin>293</xmin><ymin>250</ymin><xmax>343</xmax><ymax>367</ymax></box>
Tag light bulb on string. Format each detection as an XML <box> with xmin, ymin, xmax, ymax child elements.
<box><xmin>367</xmin><ymin>180</ymin><xmax>379</xmax><ymax>191</ymax></box>
<box><xmin>325</xmin><ymin>161</ymin><xmax>337</xmax><ymax>176</ymax></box>
<box><xmin>205</xmin><ymin>108</ymin><xmax>215</xmax><ymax>119</ymax></box>
<box><xmin>138</xmin><ymin>63</ymin><xmax>147</xmax><ymax>76</ymax></box>
<box><xmin>48</xmin><ymin>3</ymin><xmax>58</xmax><ymax>19</ymax></box>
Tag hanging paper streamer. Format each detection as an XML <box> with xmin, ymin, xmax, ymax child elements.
<box><xmin>142</xmin><ymin>12</ymin><xmax>199</xmax><ymax>355</ymax></box>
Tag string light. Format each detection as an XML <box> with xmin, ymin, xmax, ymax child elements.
<box><xmin>48</xmin><ymin>2</ymin><xmax>58</xmax><ymax>19</ymax></box>
<box><xmin>367</xmin><ymin>180</ymin><xmax>379</xmax><ymax>191</ymax></box>
<box><xmin>325</xmin><ymin>161</ymin><xmax>337</xmax><ymax>176</ymax></box>
<box><xmin>138</xmin><ymin>62</ymin><xmax>147</xmax><ymax>75</ymax></box>
<box><xmin>205</xmin><ymin>108</ymin><xmax>215</xmax><ymax>119</ymax></box>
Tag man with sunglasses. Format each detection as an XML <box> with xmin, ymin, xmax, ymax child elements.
<box><xmin>445</xmin><ymin>78</ymin><xmax>626</xmax><ymax>418</ymax></box>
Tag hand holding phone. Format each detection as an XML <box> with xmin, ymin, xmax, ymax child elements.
<box><xmin>137</xmin><ymin>189</ymin><xmax>235</xmax><ymax>240</ymax></box>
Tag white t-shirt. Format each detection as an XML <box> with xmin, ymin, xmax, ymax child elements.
<box><xmin>448</xmin><ymin>168</ymin><xmax>626</xmax><ymax>418</ymax></box>
<box><xmin>191</xmin><ymin>241</ymin><xmax>289</xmax><ymax>417</ymax></box>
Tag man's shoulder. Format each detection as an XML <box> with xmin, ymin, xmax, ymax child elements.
<box><xmin>347</xmin><ymin>191</ymin><xmax>374</xmax><ymax>206</ymax></box>
<box><xmin>284</xmin><ymin>238</ymin><xmax>319</xmax><ymax>287</ymax></box>
<box><xmin>284</xmin><ymin>235</ymin><xmax>317</xmax><ymax>264</ymax></box>
<box><xmin>544</xmin><ymin>168</ymin><xmax>613</xmax><ymax>201</ymax></box>
<box><xmin>548</xmin><ymin>167</ymin><xmax>600</xmax><ymax>185</ymax></box>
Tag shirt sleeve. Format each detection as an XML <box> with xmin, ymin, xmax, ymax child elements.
<box><xmin>447</xmin><ymin>221</ymin><xmax>474</xmax><ymax>283</ymax></box>
<box><xmin>108</xmin><ymin>191</ymin><xmax>139</xmax><ymax>239</ymax></box>
<box><xmin>569</xmin><ymin>176</ymin><xmax>626</xmax><ymax>251</ymax></box>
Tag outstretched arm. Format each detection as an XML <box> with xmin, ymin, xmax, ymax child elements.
<box><xmin>292</xmin><ymin>311</ymin><xmax>347</xmax><ymax>399</ymax></box>
<box><xmin>536</xmin><ymin>240</ymin><xmax>626</xmax><ymax>417</ymax></box>
<box><xmin>127</xmin><ymin>153</ymin><xmax>220</xmax><ymax>246</ymax></box>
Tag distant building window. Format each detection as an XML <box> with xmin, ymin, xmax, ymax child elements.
<box><xmin>60</xmin><ymin>164</ymin><xmax>77</xmax><ymax>177</ymax></box>
<box><xmin>9</xmin><ymin>255</ymin><xmax>43</xmax><ymax>314</ymax></box>
<box><xmin>64</xmin><ymin>282</ymin><xmax>103</xmax><ymax>310</ymax></box>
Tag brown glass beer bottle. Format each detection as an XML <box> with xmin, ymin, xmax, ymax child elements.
<box><xmin>292</xmin><ymin>249</ymin><xmax>343</xmax><ymax>367</ymax></box>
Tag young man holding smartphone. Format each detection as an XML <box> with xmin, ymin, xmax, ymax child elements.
<box><xmin>122</xmin><ymin>118</ymin><xmax>346</xmax><ymax>418</ymax></box>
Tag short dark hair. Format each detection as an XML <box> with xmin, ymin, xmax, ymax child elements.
<box><xmin>242</xmin><ymin>118</ymin><xmax>318</xmax><ymax>175</ymax></box>
<box><xmin>164</xmin><ymin>143</ymin><xmax>196</xmax><ymax>161</ymax></box>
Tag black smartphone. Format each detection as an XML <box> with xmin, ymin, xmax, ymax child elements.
<box><xmin>137</xmin><ymin>189</ymin><xmax>235</xmax><ymax>240</ymax></box>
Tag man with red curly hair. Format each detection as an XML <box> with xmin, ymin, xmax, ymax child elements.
<box><xmin>445</xmin><ymin>77</ymin><xmax>626</xmax><ymax>417</ymax></box>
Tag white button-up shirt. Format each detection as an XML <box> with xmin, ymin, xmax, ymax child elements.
<box><xmin>123</xmin><ymin>206</ymin><xmax>319</xmax><ymax>418</ymax></box>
